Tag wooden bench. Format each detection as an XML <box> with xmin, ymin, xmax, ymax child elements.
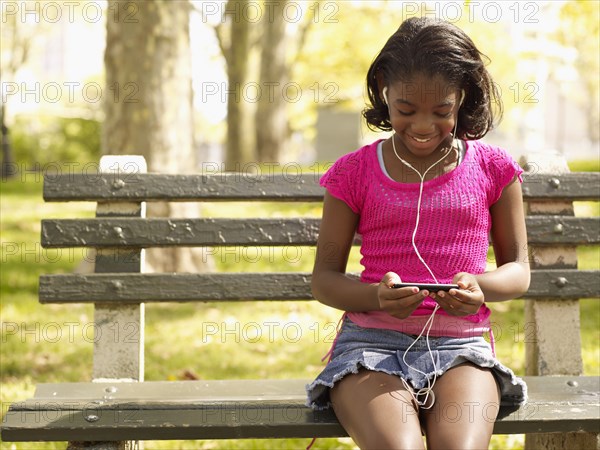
<box><xmin>2</xmin><ymin>152</ymin><xmax>599</xmax><ymax>449</ymax></box>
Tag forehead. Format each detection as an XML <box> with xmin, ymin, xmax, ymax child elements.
<box><xmin>390</xmin><ymin>74</ymin><xmax>457</xmax><ymax>103</ymax></box>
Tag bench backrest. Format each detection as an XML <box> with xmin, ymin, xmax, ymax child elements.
<box><xmin>40</xmin><ymin>155</ymin><xmax>600</xmax><ymax>382</ymax></box>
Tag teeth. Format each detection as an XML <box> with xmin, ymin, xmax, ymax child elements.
<box><xmin>412</xmin><ymin>136</ymin><xmax>431</xmax><ymax>143</ymax></box>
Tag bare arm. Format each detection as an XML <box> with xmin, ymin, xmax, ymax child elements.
<box><xmin>311</xmin><ymin>191</ymin><xmax>379</xmax><ymax>311</ymax></box>
<box><xmin>311</xmin><ymin>191</ymin><xmax>428</xmax><ymax>317</ymax></box>
<box><xmin>476</xmin><ymin>175</ymin><xmax>531</xmax><ymax>301</ymax></box>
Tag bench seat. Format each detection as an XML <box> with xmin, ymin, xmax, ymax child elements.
<box><xmin>3</xmin><ymin>376</ymin><xmax>599</xmax><ymax>442</ymax></box>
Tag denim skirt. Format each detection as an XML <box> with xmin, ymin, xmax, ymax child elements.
<box><xmin>306</xmin><ymin>317</ymin><xmax>527</xmax><ymax>410</ymax></box>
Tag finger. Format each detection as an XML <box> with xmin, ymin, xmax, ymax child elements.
<box><xmin>433</xmin><ymin>292</ymin><xmax>453</xmax><ymax>310</ymax></box>
<box><xmin>434</xmin><ymin>292</ymin><xmax>467</xmax><ymax>315</ymax></box>
<box><xmin>439</xmin><ymin>292</ymin><xmax>482</xmax><ymax>316</ymax></box>
<box><xmin>386</xmin><ymin>295</ymin><xmax>425</xmax><ymax>317</ymax></box>
<box><xmin>386</xmin><ymin>288</ymin><xmax>427</xmax><ymax>306</ymax></box>
<box><xmin>384</xmin><ymin>286</ymin><xmax>421</xmax><ymax>301</ymax></box>
<box><xmin>442</xmin><ymin>289</ymin><xmax>476</xmax><ymax>304</ymax></box>
<box><xmin>453</xmin><ymin>273</ymin><xmax>471</xmax><ymax>288</ymax></box>
<box><xmin>455</xmin><ymin>278</ymin><xmax>471</xmax><ymax>290</ymax></box>
<box><xmin>381</xmin><ymin>271</ymin><xmax>401</xmax><ymax>288</ymax></box>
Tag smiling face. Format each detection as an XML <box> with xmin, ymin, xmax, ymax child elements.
<box><xmin>384</xmin><ymin>74</ymin><xmax>461</xmax><ymax>161</ymax></box>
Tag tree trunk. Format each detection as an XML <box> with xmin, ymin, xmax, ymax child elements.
<box><xmin>255</xmin><ymin>0</ymin><xmax>289</xmax><ymax>162</ymax></box>
<box><xmin>104</xmin><ymin>0</ymin><xmax>212</xmax><ymax>272</ymax></box>
<box><xmin>1</xmin><ymin>105</ymin><xmax>16</xmax><ymax>179</ymax></box>
<box><xmin>223</xmin><ymin>0</ymin><xmax>254</xmax><ymax>170</ymax></box>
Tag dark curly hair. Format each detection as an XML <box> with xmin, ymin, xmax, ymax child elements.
<box><xmin>363</xmin><ymin>17</ymin><xmax>502</xmax><ymax>140</ymax></box>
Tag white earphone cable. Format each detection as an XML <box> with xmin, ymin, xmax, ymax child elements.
<box><xmin>392</xmin><ymin>134</ymin><xmax>454</xmax><ymax>409</ymax></box>
<box><xmin>385</xmin><ymin>90</ymin><xmax>461</xmax><ymax>409</ymax></box>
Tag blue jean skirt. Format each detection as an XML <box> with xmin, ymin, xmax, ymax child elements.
<box><xmin>306</xmin><ymin>317</ymin><xmax>527</xmax><ymax>410</ymax></box>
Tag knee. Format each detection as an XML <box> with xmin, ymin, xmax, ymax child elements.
<box><xmin>426</xmin><ymin>427</ymin><xmax>493</xmax><ymax>450</ymax></box>
<box><xmin>356</xmin><ymin>432</ymin><xmax>425</xmax><ymax>450</ymax></box>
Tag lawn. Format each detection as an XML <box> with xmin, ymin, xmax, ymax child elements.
<box><xmin>1</xmin><ymin>163</ymin><xmax>598</xmax><ymax>449</ymax></box>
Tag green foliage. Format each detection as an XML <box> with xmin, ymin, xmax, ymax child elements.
<box><xmin>555</xmin><ymin>0</ymin><xmax>600</xmax><ymax>143</ymax></box>
<box><xmin>290</xmin><ymin>3</ymin><xmax>402</xmax><ymax>137</ymax></box>
<box><xmin>569</xmin><ymin>159</ymin><xmax>600</xmax><ymax>173</ymax></box>
<box><xmin>8</xmin><ymin>114</ymin><xmax>101</xmax><ymax>168</ymax></box>
<box><xmin>290</xmin><ymin>2</ymin><xmax>599</xmax><ymax>152</ymax></box>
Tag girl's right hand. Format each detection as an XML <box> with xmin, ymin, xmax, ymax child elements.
<box><xmin>377</xmin><ymin>272</ymin><xmax>427</xmax><ymax>319</ymax></box>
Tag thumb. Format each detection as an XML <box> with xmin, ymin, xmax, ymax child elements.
<box><xmin>382</xmin><ymin>272</ymin><xmax>402</xmax><ymax>287</ymax></box>
<box><xmin>454</xmin><ymin>272</ymin><xmax>470</xmax><ymax>289</ymax></box>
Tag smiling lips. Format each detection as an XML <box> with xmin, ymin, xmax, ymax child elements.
<box><xmin>409</xmin><ymin>135</ymin><xmax>435</xmax><ymax>143</ymax></box>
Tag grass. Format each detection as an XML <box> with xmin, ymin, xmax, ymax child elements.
<box><xmin>569</xmin><ymin>159</ymin><xmax>600</xmax><ymax>172</ymax></box>
<box><xmin>1</xmin><ymin>162</ymin><xmax>598</xmax><ymax>449</ymax></box>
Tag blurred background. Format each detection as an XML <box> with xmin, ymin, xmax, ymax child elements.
<box><xmin>1</xmin><ymin>0</ymin><xmax>598</xmax><ymax>176</ymax></box>
<box><xmin>1</xmin><ymin>2</ymin><xmax>598</xmax><ymax>449</ymax></box>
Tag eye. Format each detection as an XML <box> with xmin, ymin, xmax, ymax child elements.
<box><xmin>397</xmin><ymin>110</ymin><xmax>414</xmax><ymax>116</ymax></box>
<box><xmin>435</xmin><ymin>112</ymin><xmax>453</xmax><ymax>118</ymax></box>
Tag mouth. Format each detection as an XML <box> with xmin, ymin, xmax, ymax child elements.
<box><xmin>409</xmin><ymin>135</ymin><xmax>436</xmax><ymax>144</ymax></box>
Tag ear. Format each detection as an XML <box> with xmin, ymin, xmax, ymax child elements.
<box><xmin>375</xmin><ymin>71</ymin><xmax>387</xmax><ymax>104</ymax></box>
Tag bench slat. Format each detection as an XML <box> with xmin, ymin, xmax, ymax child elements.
<box><xmin>2</xmin><ymin>377</ymin><xmax>598</xmax><ymax>441</ymax></box>
<box><xmin>39</xmin><ymin>270</ymin><xmax>600</xmax><ymax>303</ymax></box>
<box><xmin>44</xmin><ymin>173</ymin><xmax>325</xmax><ymax>202</ymax></box>
<box><xmin>41</xmin><ymin>218</ymin><xmax>324</xmax><ymax>248</ymax></box>
<box><xmin>42</xmin><ymin>172</ymin><xmax>600</xmax><ymax>202</ymax></box>
<box><xmin>41</xmin><ymin>216</ymin><xmax>600</xmax><ymax>248</ymax></box>
<box><xmin>520</xmin><ymin>172</ymin><xmax>600</xmax><ymax>200</ymax></box>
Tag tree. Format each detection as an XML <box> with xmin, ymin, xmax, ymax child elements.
<box><xmin>556</xmin><ymin>0</ymin><xmax>600</xmax><ymax>145</ymax></box>
<box><xmin>255</xmin><ymin>0</ymin><xmax>289</xmax><ymax>162</ymax></box>
<box><xmin>0</xmin><ymin>4</ymin><xmax>37</xmax><ymax>178</ymax></box>
<box><xmin>204</xmin><ymin>0</ymin><xmax>316</xmax><ymax>167</ymax></box>
<box><xmin>104</xmin><ymin>0</ymin><xmax>211</xmax><ymax>272</ymax></box>
<box><xmin>213</xmin><ymin>0</ymin><xmax>255</xmax><ymax>170</ymax></box>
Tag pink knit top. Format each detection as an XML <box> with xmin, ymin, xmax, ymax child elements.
<box><xmin>320</xmin><ymin>139</ymin><xmax>523</xmax><ymax>337</ymax></box>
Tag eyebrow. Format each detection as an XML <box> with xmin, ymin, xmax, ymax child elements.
<box><xmin>395</xmin><ymin>98</ymin><xmax>455</xmax><ymax>107</ymax></box>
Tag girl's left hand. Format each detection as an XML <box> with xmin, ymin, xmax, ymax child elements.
<box><xmin>431</xmin><ymin>272</ymin><xmax>484</xmax><ymax>316</ymax></box>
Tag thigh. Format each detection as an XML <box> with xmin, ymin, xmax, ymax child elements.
<box><xmin>330</xmin><ymin>368</ymin><xmax>425</xmax><ymax>450</ymax></box>
<box><xmin>421</xmin><ymin>363</ymin><xmax>500</xmax><ymax>450</ymax></box>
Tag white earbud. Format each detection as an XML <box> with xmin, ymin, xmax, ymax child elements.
<box><xmin>382</xmin><ymin>87</ymin><xmax>388</xmax><ymax>105</ymax></box>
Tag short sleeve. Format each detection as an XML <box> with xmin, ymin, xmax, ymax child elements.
<box><xmin>319</xmin><ymin>148</ymin><xmax>366</xmax><ymax>214</ymax></box>
<box><xmin>483</xmin><ymin>145</ymin><xmax>524</xmax><ymax>205</ymax></box>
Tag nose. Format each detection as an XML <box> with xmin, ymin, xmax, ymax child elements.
<box><xmin>410</xmin><ymin>114</ymin><xmax>435</xmax><ymax>135</ymax></box>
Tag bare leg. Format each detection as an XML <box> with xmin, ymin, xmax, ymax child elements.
<box><xmin>421</xmin><ymin>363</ymin><xmax>500</xmax><ymax>450</ymax></box>
<box><xmin>330</xmin><ymin>368</ymin><xmax>425</xmax><ymax>449</ymax></box>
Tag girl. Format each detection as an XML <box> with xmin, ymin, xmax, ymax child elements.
<box><xmin>307</xmin><ymin>17</ymin><xmax>530</xmax><ymax>449</ymax></box>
